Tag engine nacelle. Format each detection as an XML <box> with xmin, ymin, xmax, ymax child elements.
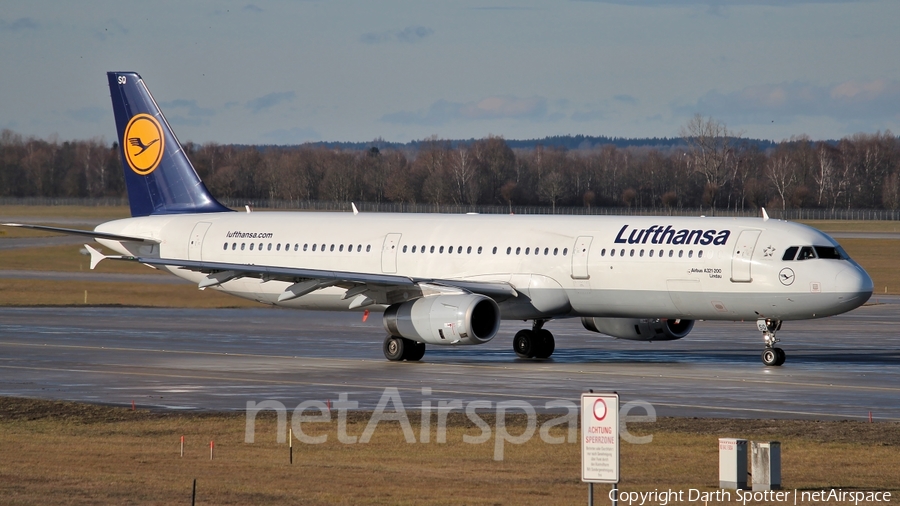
<box><xmin>384</xmin><ymin>294</ymin><xmax>501</xmax><ymax>345</ymax></box>
<box><xmin>581</xmin><ymin>317</ymin><xmax>694</xmax><ymax>341</ymax></box>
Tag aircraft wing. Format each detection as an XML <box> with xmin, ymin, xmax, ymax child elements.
<box><xmin>2</xmin><ymin>223</ymin><xmax>159</xmax><ymax>244</ymax></box>
<box><xmin>84</xmin><ymin>245</ymin><xmax>517</xmax><ymax>303</ymax></box>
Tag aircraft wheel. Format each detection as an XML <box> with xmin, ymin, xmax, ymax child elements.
<box><xmin>513</xmin><ymin>330</ymin><xmax>536</xmax><ymax>358</ymax></box>
<box><xmin>533</xmin><ymin>329</ymin><xmax>555</xmax><ymax>359</ymax></box>
<box><xmin>383</xmin><ymin>336</ymin><xmax>406</xmax><ymax>361</ymax></box>
<box><xmin>761</xmin><ymin>347</ymin><xmax>781</xmax><ymax>367</ymax></box>
<box><xmin>773</xmin><ymin>347</ymin><xmax>786</xmax><ymax>366</ymax></box>
<box><xmin>406</xmin><ymin>341</ymin><xmax>426</xmax><ymax>362</ymax></box>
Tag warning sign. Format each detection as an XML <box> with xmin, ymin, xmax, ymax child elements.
<box><xmin>581</xmin><ymin>393</ymin><xmax>619</xmax><ymax>483</ymax></box>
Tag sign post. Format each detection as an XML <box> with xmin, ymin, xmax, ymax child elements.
<box><xmin>582</xmin><ymin>392</ymin><xmax>619</xmax><ymax>506</ymax></box>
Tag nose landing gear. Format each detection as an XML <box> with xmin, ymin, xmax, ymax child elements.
<box><xmin>758</xmin><ymin>318</ymin><xmax>785</xmax><ymax>366</ymax></box>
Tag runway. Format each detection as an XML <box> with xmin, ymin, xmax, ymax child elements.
<box><xmin>1</xmin><ymin>302</ymin><xmax>898</xmax><ymax>420</ymax></box>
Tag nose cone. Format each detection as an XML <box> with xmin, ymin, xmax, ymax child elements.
<box><xmin>835</xmin><ymin>266</ymin><xmax>874</xmax><ymax>308</ymax></box>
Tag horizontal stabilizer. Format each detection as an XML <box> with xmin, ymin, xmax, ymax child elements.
<box><xmin>3</xmin><ymin>223</ymin><xmax>158</xmax><ymax>243</ymax></box>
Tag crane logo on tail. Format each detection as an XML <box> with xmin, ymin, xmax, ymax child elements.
<box><xmin>123</xmin><ymin>113</ymin><xmax>164</xmax><ymax>175</ymax></box>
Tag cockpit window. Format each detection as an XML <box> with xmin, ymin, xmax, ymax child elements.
<box><xmin>782</xmin><ymin>246</ymin><xmax>798</xmax><ymax>261</ymax></box>
<box><xmin>796</xmin><ymin>246</ymin><xmax>816</xmax><ymax>261</ymax></box>
<box><xmin>814</xmin><ymin>246</ymin><xmax>843</xmax><ymax>260</ymax></box>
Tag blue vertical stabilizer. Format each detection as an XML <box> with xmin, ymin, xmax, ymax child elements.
<box><xmin>107</xmin><ymin>72</ymin><xmax>231</xmax><ymax>217</ymax></box>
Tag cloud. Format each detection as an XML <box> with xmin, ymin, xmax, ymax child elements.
<box><xmin>246</xmin><ymin>91</ymin><xmax>296</xmax><ymax>113</ymax></box>
<box><xmin>613</xmin><ymin>94</ymin><xmax>638</xmax><ymax>106</ymax></box>
<box><xmin>0</xmin><ymin>17</ymin><xmax>38</xmax><ymax>32</ymax></box>
<box><xmin>65</xmin><ymin>106</ymin><xmax>106</xmax><ymax>124</ymax></box>
<box><xmin>360</xmin><ymin>25</ymin><xmax>433</xmax><ymax>44</ymax></box>
<box><xmin>382</xmin><ymin>96</ymin><xmax>554</xmax><ymax>126</ymax></box>
<box><xmin>243</xmin><ymin>4</ymin><xmax>263</xmax><ymax>13</ymax></box>
<box><xmin>262</xmin><ymin>127</ymin><xmax>321</xmax><ymax>145</ymax></box>
<box><xmin>159</xmin><ymin>99</ymin><xmax>216</xmax><ymax>127</ymax></box>
<box><xmin>681</xmin><ymin>79</ymin><xmax>900</xmax><ymax>124</ymax></box>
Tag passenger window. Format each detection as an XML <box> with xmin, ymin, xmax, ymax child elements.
<box><xmin>430</xmin><ymin>246</ymin><xmax>435</xmax><ymax>253</ymax></box>
<box><xmin>412</xmin><ymin>245</ymin><xmax>417</xmax><ymax>253</ymax></box>
<box><xmin>457</xmin><ymin>246</ymin><xmax>462</xmax><ymax>254</ymax></box>
<box><xmin>250</xmin><ymin>243</ymin><xmax>255</xmax><ymax>251</ymax></box>
<box><xmin>440</xmin><ymin>246</ymin><xmax>445</xmax><ymax>253</ymax></box>
<box><xmin>348</xmin><ymin>244</ymin><xmax>353</xmax><ymax>252</ymax></box>
<box><xmin>478</xmin><ymin>246</ymin><xmax>482</xmax><ymax>254</ymax></box>
<box><xmin>698</xmin><ymin>250</ymin><xmax>703</xmax><ymax>258</ymax></box>
<box><xmin>419</xmin><ymin>245</ymin><xmax>424</xmax><ymax>253</ymax></box>
<box><xmin>544</xmin><ymin>248</ymin><xmax>549</xmax><ymax>255</ymax></box>
<box><xmin>267</xmin><ymin>243</ymin><xmax>272</xmax><ymax>251</ymax></box>
<box><xmin>782</xmin><ymin>246</ymin><xmax>798</xmax><ymax>261</ymax></box>
<box><xmin>649</xmin><ymin>250</ymin><xmax>654</xmax><ymax>257</ymax></box>
<box><xmin>619</xmin><ymin>249</ymin><xmax>624</xmax><ymax>257</ymax></box>
<box><xmin>467</xmin><ymin>246</ymin><xmax>472</xmax><ymax>254</ymax></box>
<box><xmin>639</xmin><ymin>249</ymin><xmax>644</xmax><ymax>257</ymax></box>
<box><xmin>402</xmin><ymin>245</ymin><xmax>407</xmax><ymax>253</ymax></box>
<box><xmin>563</xmin><ymin>248</ymin><xmax>568</xmax><ymax>256</ymax></box>
<box><xmin>797</xmin><ymin>246</ymin><xmax>816</xmax><ymax>261</ymax></box>
<box><xmin>329</xmin><ymin>244</ymin><xmax>334</xmax><ymax>252</ymax></box>
<box><xmin>601</xmin><ymin>248</ymin><xmax>606</xmax><ymax>256</ymax></box>
<box><xmin>223</xmin><ymin>243</ymin><xmax>227</xmax><ymax>250</ymax></box>
<box><xmin>611</xmin><ymin>249</ymin><xmax>616</xmax><ymax>257</ymax></box>
<box><xmin>358</xmin><ymin>245</ymin><xmax>363</xmax><ymax>252</ymax></box>
<box><xmin>321</xmin><ymin>244</ymin><xmax>325</xmax><ymax>251</ymax></box>
<box><xmin>516</xmin><ymin>247</ymin><xmax>521</xmax><ymax>255</ymax></box>
<box><xmin>688</xmin><ymin>250</ymin><xmax>693</xmax><ymax>258</ymax></box>
<box><xmin>303</xmin><ymin>244</ymin><xmax>308</xmax><ymax>251</ymax></box>
<box><xmin>658</xmin><ymin>249</ymin><xmax>663</xmax><ymax>257</ymax></box>
<box><xmin>668</xmin><ymin>250</ymin><xmax>673</xmax><ymax>258</ymax></box>
<box><xmin>366</xmin><ymin>245</ymin><xmax>371</xmax><ymax>252</ymax></box>
<box><xmin>553</xmin><ymin>248</ymin><xmax>558</xmax><ymax>256</ymax></box>
<box><xmin>525</xmin><ymin>247</ymin><xmax>530</xmax><ymax>255</ymax></box>
<box><xmin>678</xmin><ymin>250</ymin><xmax>683</xmax><ymax>258</ymax></box>
<box><xmin>232</xmin><ymin>243</ymin><xmax>236</xmax><ymax>250</ymax></box>
<box><xmin>814</xmin><ymin>246</ymin><xmax>842</xmax><ymax>259</ymax></box>
<box><xmin>312</xmin><ymin>244</ymin><xmax>317</xmax><ymax>251</ymax></box>
<box><xmin>241</xmin><ymin>243</ymin><xmax>245</xmax><ymax>250</ymax></box>
<box><xmin>277</xmin><ymin>244</ymin><xmax>281</xmax><ymax>251</ymax></box>
<box><xmin>507</xmin><ymin>247</ymin><xmax>512</xmax><ymax>255</ymax></box>
<box><xmin>492</xmin><ymin>247</ymin><xmax>497</xmax><ymax>254</ymax></box>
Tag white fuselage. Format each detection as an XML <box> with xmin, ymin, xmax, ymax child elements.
<box><xmin>96</xmin><ymin>212</ymin><xmax>873</xmax><ymax>322</ymax></box>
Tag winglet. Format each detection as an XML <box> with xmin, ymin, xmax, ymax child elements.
<box><xmin>761</xmin><ymin>207</ymin><xmax>770</xmax><ymax>221</ymax></box>
<box><xmin>352</xmin><ymin>202</ymin><xmax>359</xmax><ymax>215</ymax></box>
<box><xmin>84</xmin><ymin>244</ymin><xmax>107</xmax><ymax>270</ymax></box>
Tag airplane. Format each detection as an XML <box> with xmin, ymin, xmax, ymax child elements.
<box><xmin>3</xmin><ymin>72</ymin><xmax>874</xmax><ymax>366</ymax></box>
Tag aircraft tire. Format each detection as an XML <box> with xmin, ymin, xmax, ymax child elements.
<box><xmin>406</xmin><ymin>341</ymin><xmax>426</xmax><ymax>362</ymax></box>
<box><xmin>773</xmin><ymin>347</ymin><xmax>786</xmax><ymax>366</ymax></box>
<box><xmin>761</xmin><ymin>347</ymin><xmax>781</xmax><ymax>367</ymax></box>
<box><xmin>533</xmin><ymin>329</ymin><xmax>555</xmax><ymax>359</ymax></box>
<box><xmin>513</xmin><ymin>330</ymin><xmax>536</xmax><ymax>358</ymax></box>
<box><xmin>384</xmin><ymin>336</ymin><xmax>406</xmax><ymax>361</ymax></box>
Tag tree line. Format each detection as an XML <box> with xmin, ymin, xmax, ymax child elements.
<box><xmin>1</xmin><ymin>116</ymin><xmax>898</xmax><ymax>211</ymax></box>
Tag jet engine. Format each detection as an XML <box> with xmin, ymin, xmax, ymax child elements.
<box><xmin>581</xmin><ymin>317</ymin><xmax>694</xmax><ymax>341</ymax></box>
<box><xmin>384</xmin><ymin>294</ymin><xmax>500</xmax><ymax>345</ymax></box>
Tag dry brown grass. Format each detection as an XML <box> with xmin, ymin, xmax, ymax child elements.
<box><xmin>0</xmin><ymin>398</ymin><xmax>897</xmax><ymax>505</ymax></box>
<box><xmin>0</xmin><ymin>278</ymin><xmax>258</xmax><ymax>308</ymax></box>
<box><xmin>0</xmin><ymin>205</ymin><xmax>131</xmax><ymax>220</ymax></box>
<box><xmin>0</xmin><ymin>244</ymin><xmax>163</xmax><ymax>274</ymax></box>
<box><xmin>800</xmin><ymin>220</ymin><xmax>900</xmax><ymax>233</ymax></box>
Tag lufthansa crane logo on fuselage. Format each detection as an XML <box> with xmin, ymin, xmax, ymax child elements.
<box><xmin>123</xmin><ymin>113</ymin><xmax>164</xmax><ymax>175</ymax></box>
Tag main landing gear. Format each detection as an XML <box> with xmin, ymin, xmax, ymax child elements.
<box><xmin>383</xmin><ymin>336</ymin><xmax>426</xmax><ymax>362</ymax></box>
<box><xmin>757</xmin><ymin>318</ymin><xmax>786</xmax><ymax>366</ymax></box>
<box><xmin>513</xmin><ymin>320</ymin><xmax>555</xmax><ymax>359</ymax></box>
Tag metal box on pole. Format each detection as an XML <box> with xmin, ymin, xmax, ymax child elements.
<box><xmin>751</xmin><ymin>441</ymin><xmax>781</xmax><ymax>491</ymax></box>
<box><xmin>718</xmin><ymin>438</ymin><xmax>747</xmax><ymax>489</ymax></box>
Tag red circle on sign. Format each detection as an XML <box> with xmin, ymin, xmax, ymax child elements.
<box><xmin>593</xmin><ymin>399</ymin><xmax>607</xmax><ymax>421</ymax></box>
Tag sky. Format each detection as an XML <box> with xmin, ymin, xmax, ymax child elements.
<box><xmin>1</xmin><ymin>0</ymin><xmax>898</xmax><ymax>145</ymax></box>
